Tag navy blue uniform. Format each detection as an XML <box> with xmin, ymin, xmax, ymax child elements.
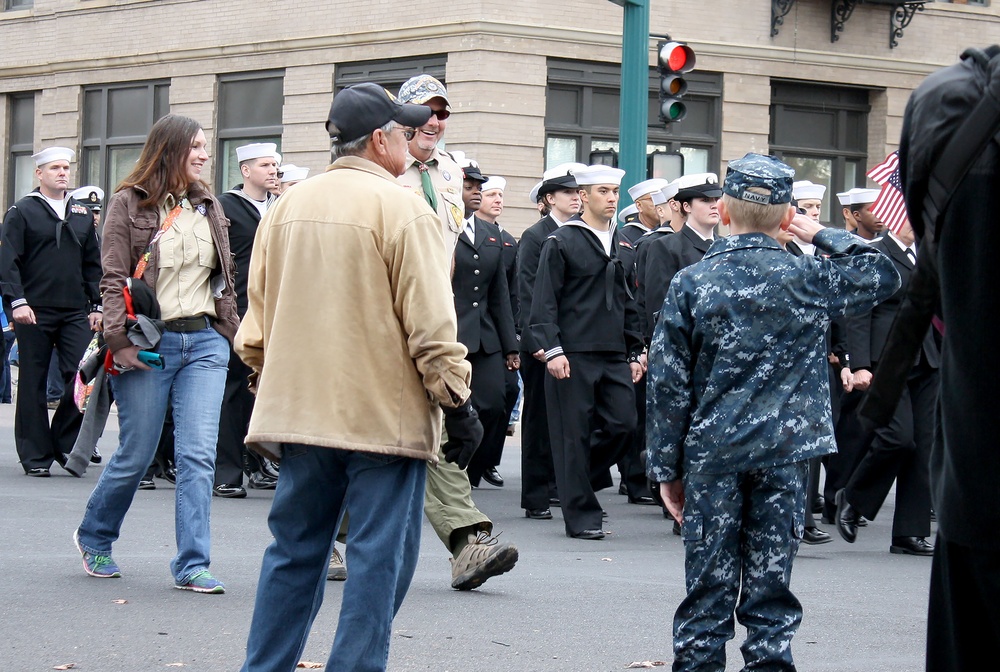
<box><xmin>647</xmin><ymin>228</ymin><xmax>899</xmax><ymax>671</ymax></box>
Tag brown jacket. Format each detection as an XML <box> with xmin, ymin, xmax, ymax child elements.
<box><xmin>100</xmin><ymin>183</ymin><xmax>239</xmax><ymax>353</ymax></box>
<box><xmin>235</xmin><ymin>156</ymin><xmax>472</xmax><ymax>463</ymax></box>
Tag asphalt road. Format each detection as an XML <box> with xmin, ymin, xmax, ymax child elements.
<box><xmin>0</xmin><ymin>403</ymin><xmax>932</xmax><ymax>671</ymax></box>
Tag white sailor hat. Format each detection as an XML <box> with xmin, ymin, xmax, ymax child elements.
<box><xmin>537</xmin><ymin>162</ymin><xmax>588</xmax><ymax>198</ymax></box>
<box><xmin>236</xmin><ymin>142</ymin><xmax>280</xmax><ymax>163</ymax></box>
<box><xmin>529</xmin><ymin>180</ymin><xmax>544</xmax><ymax>204</ymax></box>
<box><xmin>70</xmin><ymin>185</ymin><xmax>104</xmax><ymax>210</ymax></box>
<box><xmin>279</xmin><ymin>165</ymin><xmax>309</xmax><ymax>183</ymax></box>
<box><xmin>628</xmin><ymin>178</ymin><xmax>671</xmax><ymax>203</ymax></box>
<box><xmin>673</xmin><ymin>172</ymin><xmax>722</xmax><ymax>200</ymax></box>
<box><xmin>837</xmin><ymin>187</ymin><xmax>881</xmax><ymax>206</ymax></box>
<box><xmin>662</xmin><ymin>178</ymin><xmax>680</xmax><ymax>202</ymax></box>
<box><xmin>650</xmin><ymin>190</ymin><xmax>668</xmax><ymax>206</ymax></box>
<box><xmin>573</xmin><ymin>165</ymin><xmax>626</xmax><ymax>187</ymax></box>
<box><xmin>481</xmin><ymin>176</ymin><xmax>506</xmax><ymax>193</ymax></box>
<box><xmin>32</xmin><ymin>147</ymin><xmax>75</xmax><ymax>167</ymax></box>
<box><xmin>617</xmin><ymin>203</ymin><xmax>639</xmax><ymax>224</ymax></box>
<box><xmin>792</xmin><ymin>180</ymin><xmax>827</xmax><ymax>202</ymax></box>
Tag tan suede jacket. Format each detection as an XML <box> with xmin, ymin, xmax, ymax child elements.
<box><xmin>235</xmin><ymin>156</ymin><xmax>472</xmax><ymax>463</ymax></box>
<box><xmin>99</xmin><ymin>183</ymin><xmax>239</xmax><ymax>353</ymax></box>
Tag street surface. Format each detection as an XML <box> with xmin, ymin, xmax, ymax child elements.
<box><xmin>0</xmin><ymin>403</ymin><xmax>931</xmax><ymax>671</ymax></box>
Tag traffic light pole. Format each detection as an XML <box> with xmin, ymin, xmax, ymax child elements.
<box><xmin>613</xmin><ymin>0</ymin><xmax>650</xmax><ymax>207</ymax></box>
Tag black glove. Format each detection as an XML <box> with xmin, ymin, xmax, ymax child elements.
<box><xmin>442</xmin><ymin>400</ymin><xmax>483</xmax><ymax>470</ymax></box>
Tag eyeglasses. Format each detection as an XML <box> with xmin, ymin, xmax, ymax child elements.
<box><xmin>430</xmin><ymin>108</ymin><xmax>451</xmax><ymax>121</ymax></box>
<box><xmin>399</xmin><ymin>127</ymin><xmax>416</xmax><ymax>141</ymax></box>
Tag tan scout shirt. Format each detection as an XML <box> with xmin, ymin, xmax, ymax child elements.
<box><xmin>398</xmin><ymin>147</ymin><xmax>465</xmax><ymax>252</ymax></box>
<box><xmin>155</xmin><ymin>195</ymin><xmax>218</xmax><ymax>321</ymax></box>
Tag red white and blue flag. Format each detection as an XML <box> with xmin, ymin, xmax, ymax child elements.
<box><xmin>866</xmin><ymin>151</ymin><xmax>908</xmax><ymax>235</ymax></box>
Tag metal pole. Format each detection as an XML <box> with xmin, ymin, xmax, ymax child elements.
<box><xmin>617</xmin><ymin>0</ymin><xmax>650</xmax><ymax>207</ymax></box>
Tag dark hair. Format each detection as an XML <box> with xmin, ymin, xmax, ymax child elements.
<box><xmin>118</xmin><ymin>114</ymin><xmax>205</xmax><ymax>208</ymax></box>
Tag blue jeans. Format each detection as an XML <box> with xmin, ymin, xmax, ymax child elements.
<box><xmin>241</xmin><ymin>444</ymin><xmax>427</xmax><ymax>672</ymax></box>
<box><xmin>77</xmin><ymin>328</ymin><xmax>228</xmax><ymax>584</ymax></box>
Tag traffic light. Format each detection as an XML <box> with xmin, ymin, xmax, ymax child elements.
<box><xmin>657</xmin><ymin>40</ymin><xmax>696</xmax><ymax>124</ymax></box>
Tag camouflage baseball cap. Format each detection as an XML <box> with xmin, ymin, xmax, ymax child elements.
<box><xmin>398</xmin><ymin>74</ymin><xmax>450</xmax><ymax>107</ymax></box>
<box><xmin>723</xmin><ymin>153</ymin><xmax>795</xmax><ymax>205</ymax></box>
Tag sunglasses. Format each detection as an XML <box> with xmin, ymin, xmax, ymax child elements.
<box><xmin>429</xmin><ymin>108</ymin><xmax>451</xmax><ymax>121</ymax></box>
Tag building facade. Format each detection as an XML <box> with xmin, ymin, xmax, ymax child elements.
<box><xmin>0</xmin><ymin>0</ymin><xmax>996</xmax><ymax>234</ymax></box>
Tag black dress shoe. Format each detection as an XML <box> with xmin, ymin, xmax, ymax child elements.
<box><xmin>549</xmin><ymin>497</ymin><xmax>560</xmax><ymax>507</ymax></box>
<box><xmin>618</xmin><ymin>483</ymin><xmax>628</xmax><ymax>496</ymax></box>
<box><xmin>672</xmin><ymin>520</ymin><xmax>681</xmax><ymax>536</ymax></box>
<box><xmin>259</xmin><ymin>459</ymin><xmax>280</xmax><ymax>480</ymax></box>
<box><xmin>138</xmin><ymin>479</ymin><xmax>156</xmax><ymax>490</ymax></box>
<box><xmin>568</xmin><ymin>529</ymin><xmax>605</xmax><ymax>540</ymax></box>
<box><xmin>90</xmin><ymin>447</ymin><xmax>102</xmax><ymax>464</ymax></box>
<box><xmin>890</xmin><ymin>536</ymin><xmax>934</xmax><ymax>556</ymax></box>
<box><xmin>812</xmin><ymin>496</ymin><xmax>825</xmax><ymax>515</ymax></box>
<box><xmin>26</xmin><ymin>467</ymin><xmax>50</xmax><ymax>477</ymax></box>
<box><xmin>213</xmin><ymin>483</ymin><xmax>247</xmax><ymax>498</ymax></box>
<box><xmin>525</xmin><ymin>508</ymin><xmax>553</xmax><ymax>520</ymax></box>
<box><xmin>247</xmin><ymin>471</ymin><xmax>277</xmax><ymax>490</ymax></box>
<box><xmin>857</xmin><ymin>515</ymin><xmax>868</xmax><ymax>527</ymax></box>
<box><xmin>835</xmin><ymin>489</ymin><xmax>858</xmax><ymax>543</ymax></box>
<box><xmin>802</xmin><ymin>526</ymin><xmax>833</xmax><ymax>545</ymax></box>
<box><xmin>628</xmin><ymin>495</ymin><xmax>656</xmax><ymax>505</ymax></box>
<box><xmin>481</xmin><ymin>467</ymin><xmax>504</xmax><ymax>488</ymax></box>
<box><xmin>160</xmin><ymin>466</ymin><xmax>177</xmax><ymax>484</ymax></box>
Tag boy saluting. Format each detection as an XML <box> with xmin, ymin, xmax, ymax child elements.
<box><xmin>646</xmin><ymin>153</ymin><xmax>900</xmax><ymax>671</ymax></box>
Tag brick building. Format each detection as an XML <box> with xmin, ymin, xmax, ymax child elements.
<box><xmin>0</xmin><ymin>0</ymin><xmax>996</xmax><ymax>234</ymax></box>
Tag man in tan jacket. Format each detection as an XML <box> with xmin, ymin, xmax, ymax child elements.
<box><xmin>236</xmin><ymin>83</ymin><xmax>482</xmax><ymax>672</ymax></box>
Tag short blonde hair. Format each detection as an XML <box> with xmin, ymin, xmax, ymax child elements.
<box><xmin>722</xmin><ymin>188</ymin><xmax>787</xmax><ymax>232</ymax></box>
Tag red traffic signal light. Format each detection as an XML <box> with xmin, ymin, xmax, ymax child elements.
<box><xmin>657</xmin><ymin>41</ymin><xmax>696</xmax><ymax>124</ymax></box>
<box><xmin>659</xmin><ymin>42</ymin><xmax>695</xmax><ymax>73</ymax></box>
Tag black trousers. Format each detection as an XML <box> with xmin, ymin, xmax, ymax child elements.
<box><xmin>844</xmin><ymin>365</ymin><xmax>938</xmax><ymax>537</ymax></box>
<box><xmin>545</xmin><ymin>353</ymin><xmax>636</xmax><ymax>535</ymax></box>
<box><xmin>214</xmin><ymin>346</ymin><xmax>255</xmax><ymax>486</ymax></box>
<box><xmin>618</xmin><ymin>376</ymin><xmax>651</xmax><ymax>499</ymax></box>
<box><xmin>824</xmin><ymin>388</ymin><xmax>870</xmax><ymax>520</ymax></box>
<box><xmin>926</xmin><ymin>537</ymin><xmax>1000</xmax><ymax>672</ymax></box>
<box><xmin>519</xmin><ymin>352</ymin><xmax>556</xmax><ymax>510</ymax></box>
<box><xmin>12</xmin><ymin>307</ymin><xmax>92</xmax><ymax>471</ymax></box>
<box><xmin>464</xmin><ymin>348</ymin><xmax>507</xmax><ymax>487</ymax></box>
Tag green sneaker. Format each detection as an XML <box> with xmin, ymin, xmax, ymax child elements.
<box><xmin>175</xmin><ymin>570</ymin><xmax>225</xmax><ymax>594</ymax></box>
<box><xmin>73</xmin><ymin>529</ymin><xmax>121</xmax><ymax>578</ymax></box>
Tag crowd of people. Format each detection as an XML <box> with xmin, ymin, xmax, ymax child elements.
<box><xmin>1</xmin><ymin>50</ymin><xmax>993</xmax><ymax>670</ymax></box>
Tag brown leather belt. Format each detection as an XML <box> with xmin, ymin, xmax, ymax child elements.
<box><xmin>163</xmin><ymin>315</ymin><xmax>211</xmax><ymax>332</ymax></box>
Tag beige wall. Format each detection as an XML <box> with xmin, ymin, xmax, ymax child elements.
<box><xmin>1</xmin><ymin>0</ymin><xmax>997</xmax><ymax>233</ymax></box>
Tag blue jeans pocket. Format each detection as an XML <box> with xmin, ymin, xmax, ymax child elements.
<box><xmin>357</xmin><ymin>451</ymin><xmax>404</xmax><ymax>467</ymax></box>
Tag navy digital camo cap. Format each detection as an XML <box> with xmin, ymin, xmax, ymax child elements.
<box><xmin>722</xmin><ymin>153</ymin><xmax>795</xmax><ymax>205</ymax></box>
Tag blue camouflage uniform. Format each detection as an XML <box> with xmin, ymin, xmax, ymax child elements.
<box><xmin>646</xmin><ymin>153</ymin><xmax>900</xmax><ymax>672</ymax></box>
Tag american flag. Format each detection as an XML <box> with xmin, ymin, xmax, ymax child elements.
<box><xmin>866</xmin><ymin>151</ymin><xmax>908</xmax><ymax>235</ymax></box>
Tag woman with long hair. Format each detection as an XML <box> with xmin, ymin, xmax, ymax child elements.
<box><xmin>73</xmin><ymin>114</ymin><xmax>239</xmax><ymax>593</ymax></box>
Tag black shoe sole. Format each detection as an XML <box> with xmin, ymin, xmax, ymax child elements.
<box><xmin>889</xmin><ymin>545</ymin><xmax>934</xmax><ymax>556</ymax></box>
<box><xmin>524</xmin><ymin>509</ymin><xmax>553</xmax><ymax>520</ymax></box>
<box><xmin>212</xmin><ymin>487</ymin><xmax>247</xmax><ymax>498</ymax></box>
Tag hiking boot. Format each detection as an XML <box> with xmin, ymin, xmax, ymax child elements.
<box><xmin>327</xmin><ymin>546</ymin><xmax>347</xmax><ymax>581</ymax></box>
<box><xmin>175</xmin><ymin>570</ymin><xmax>225</xmax><ymax>594</ymax></box>
<box><xmin>450</xmin><ymin>531</ymin><xmax>518</xmax><ymax>591</ymax></box>
<box><xmin>73</xmin><ymin>529</ymin><xmax>121</xmax><ymax>578</ymax></box>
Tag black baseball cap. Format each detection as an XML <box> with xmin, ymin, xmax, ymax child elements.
<box><xmin>326</xmin><ymin>83</ymin><xmax>432</xmax><ymax>142</ymax></box>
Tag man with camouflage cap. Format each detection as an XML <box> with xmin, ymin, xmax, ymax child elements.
<box><xmin>646</xmin><ymin>153</ymin><xmax>899</xmax><ymax>671</ymax></box>
<box><xmin>394</xmin><ymin>73</ymin><xmax>520</xmax><ymax>591</ymax></box>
